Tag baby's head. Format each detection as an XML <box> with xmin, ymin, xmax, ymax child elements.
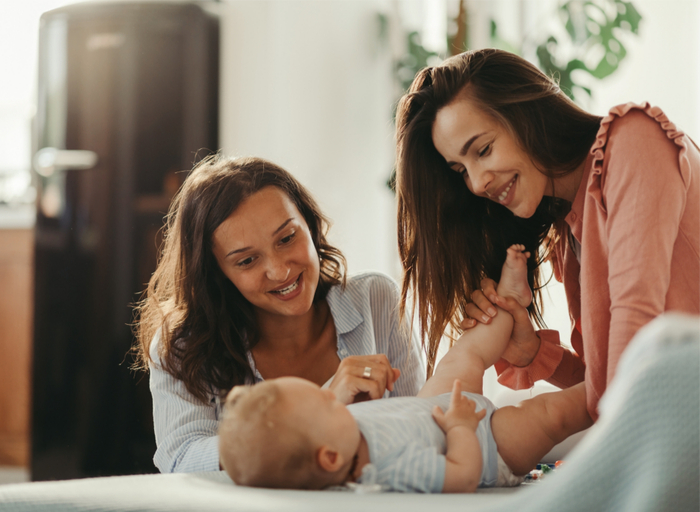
<box><xmin>219</xmin><ymin>377</ymin><xmax>360</xmax><ymax>489</ymax></box>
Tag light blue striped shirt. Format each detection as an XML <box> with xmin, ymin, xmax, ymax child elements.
<box><xmin>349</xmin><ymin>392</ymin><xmax>499</xmax><ymax>493</ymax></box>
<box><xmin>149</xmin><ymin>272</ymin><xmax>426</xmax><ymax>473</ymax></box>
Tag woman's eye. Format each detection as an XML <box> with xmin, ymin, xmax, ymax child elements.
<box><xmin>280</xmin><ymin>232</ymin><xmax>296</xmax><ymax>245</ymax></box>
<box><xmin>236</xmin><ymin>256</ymin><xmax>255</xmax><ymax>267</ymax></box>
<box><xmin>478</xmin><ymin>143</ymin><xmax>492</xmax><ymax>157</ymax></box>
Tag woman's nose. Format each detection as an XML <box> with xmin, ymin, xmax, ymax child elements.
<box><xmin>465</xmin><ymin>168</ymin><xmax>493</xmax><ymax>197</ymax></box>
<box><xmin>265</xmin><ymin>256</ymin><xmax>290</xmax><ymax>282</ymax></box>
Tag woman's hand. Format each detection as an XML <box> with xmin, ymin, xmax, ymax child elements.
<box><xmin>459</xmin><ymin>278</ymin><xmax>500</xmax><ymax>328</ymax></box>
<box><xmin>329</xmin><ymin>354</ymin><xmax>401</xmax><ymax>404</ymax></box>
<box><xmin>492</xmin><ymin>295</ymin><xmax>542</xmax><ymax>367</ymax></box>
<box><xmin>460</xmin><ymin>278</ymin><xmax>541</xmax><ymax>368</ymax></box>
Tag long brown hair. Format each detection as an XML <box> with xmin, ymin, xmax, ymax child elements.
<box><xmin>395</xmin><ymin>48</ymin><xmax>602</xmax><ymax>374</ymax></box>
<box><xmin>134</xmin><ymin>155</ymin><xmax>346</xmax><ymax>403</ymax></box>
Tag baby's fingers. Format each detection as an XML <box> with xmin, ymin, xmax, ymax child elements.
<box><xmin>449</xmin><ymin>379</ymin><xmax>463</xmax><ymax>408</ymax></box>
<box><xmin>463</xmin><ymin>398</ymin><xmax>486</xmax><ymax>421</ymax></box>
<box><xmin>432</xmin><ymin>405</ymin><xmax>447</xmax><ymax>432</ymax></box>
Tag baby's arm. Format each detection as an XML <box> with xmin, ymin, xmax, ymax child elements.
<box><xmin>431</xmin><ymin>380</ymin><xmax>486</xmax><ymax>493</ymax></box>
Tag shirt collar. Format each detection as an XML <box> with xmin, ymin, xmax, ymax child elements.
<box><xmin>325</xmin><ymin>283</ymin><xmax>364</xmax><ymax>335</ymax></box>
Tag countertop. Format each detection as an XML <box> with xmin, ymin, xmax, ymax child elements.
<box><xmin>0</xmin><ymin>204</ymin><xmax>35</xmax><ymax>230</ymax></box>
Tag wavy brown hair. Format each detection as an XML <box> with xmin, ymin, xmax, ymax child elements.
<box><xmin>395</xmin><ymin>49</ymin><xmax>602</xmax><ymax>375</ymax></box>
<box><xmin>134</xmin><ymin>155</ymin><xmax>346</xmax><ymax>403</ymax></box>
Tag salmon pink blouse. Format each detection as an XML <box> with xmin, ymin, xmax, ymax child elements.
<box><xmin>495</xmin><ymin>103</ymin><xmax>700</xmax><ymax>419</ymax></box>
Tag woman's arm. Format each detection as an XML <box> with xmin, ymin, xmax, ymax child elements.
<box><xmin>149</xmin><ymin>338</ymin><xmax>220</xmax><ymax>473</ymax></box>
<box><xmin>331</xmin><ymin>272</ymin><xmax>426</xmax><ymax>399</ymax></box>
<box><xmin>599</xmin><ymin>110</ymin><xmax>692</xmax><ymax>383</ymax></box>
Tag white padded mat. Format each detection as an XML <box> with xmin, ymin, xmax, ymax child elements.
<box><xmin>1</xmin><ymin>313</ymin><xmax>698</xmax><ymax>512</ymax></box>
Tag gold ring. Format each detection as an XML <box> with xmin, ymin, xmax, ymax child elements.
<box><xmin>362</xmin><ymin>366</ymin><xmax>372</xmax><ymax>379</ymax></box>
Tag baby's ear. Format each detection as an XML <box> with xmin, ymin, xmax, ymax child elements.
<box><xmin>316</xmin><ymin>446</ymin><xmax>344</xmax><ymax>473</ymax></box>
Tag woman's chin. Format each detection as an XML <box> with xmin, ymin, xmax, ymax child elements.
<box><xmin>510</xmin><ymin>201</ymin><xmax>538</xmax><ymax>219</ymax></box>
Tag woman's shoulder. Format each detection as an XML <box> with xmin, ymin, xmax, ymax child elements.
<box><xmin>587</xmin><ymin>102</ymin><xmax>695</xmax><ymax>188</ymax></box>
<box><xmin>149</xmin><ymin>328</ymin><xmax>164</xmax><ymax>364</ymax></box>
<box><xmin>593</xmin><ymin>102</ymin><xmax>687</xmax><ymax>155</ymax></box>
<box><xmin>344</xmin><ymin>271</ymin><xmax>401</xmax><ymax>295</ymax></box>
<box><xmin>327</xmin><ymin>271</ymin><xmax>401</xmax><ymax>316</ymax></box>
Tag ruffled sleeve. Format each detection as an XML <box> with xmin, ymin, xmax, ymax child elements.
<box><xmin>494</xmin><ymin>330</ymin><xmax>565</xmax><ymax>389</ymax></box>
<box><xmin>587</xmin><ymin>102</ymin><xmax>694</xmax><ymax>214</ymax></box>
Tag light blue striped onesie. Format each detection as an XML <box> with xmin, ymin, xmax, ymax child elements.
<box><xmin>348</xmin><ymin>393</ymin><xmax>499</xmax><ymax>493</ymax></box>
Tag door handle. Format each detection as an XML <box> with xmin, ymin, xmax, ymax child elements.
<box><xmin>33</xmin><ymin>147</ymin><xmax>99</xmax><ymax>177</ymax></box>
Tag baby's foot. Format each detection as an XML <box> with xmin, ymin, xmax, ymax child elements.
<box><xmin>497</xmin><ymin>244</ymin><xmax>532</xmax><ymax>308</ymax></box>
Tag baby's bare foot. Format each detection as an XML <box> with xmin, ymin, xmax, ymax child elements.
<box><xmin>497</xmin><ymin>244</ymin><xmax>532</xmax><ymax>308</ymax></box>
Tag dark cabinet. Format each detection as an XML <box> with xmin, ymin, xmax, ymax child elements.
<box><xmin>31</xmin><ymin>1</ymin><xmax>218</xmax><ymax>480</ymax></box>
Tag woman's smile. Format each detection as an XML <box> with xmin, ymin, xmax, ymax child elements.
<box><xmin>268</xmin><ymin>273</ymin><xmax>304</xmax><ymax>300</ymax></box>
<box><xmin>489</xmin><ymin>175</ymin><xmax>517</xmax><ymax>205</ymax></box>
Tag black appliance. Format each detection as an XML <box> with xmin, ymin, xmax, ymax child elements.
<box><xmin>31</xmin><ymin>1</ymin><xmax>218</xmax><ymax>480</ymax></box>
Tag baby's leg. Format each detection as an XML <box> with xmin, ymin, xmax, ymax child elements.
<box><xmin>490</xmin><ymin>383</ymin><xmax>592</xmax><ymax>475</ymax></box>
<box><xmin>417</xmin><ymin>308</ymin><xmax>514</xmax><ymax>397</ymax></box>
<box><xmin>418</xmin><ymin>245</ymin><xmax>529</xmax><ymax>398</ymax></box>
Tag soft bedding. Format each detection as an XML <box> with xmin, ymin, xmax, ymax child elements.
<box><xmin>1</xmin><ymin>313</ymin><xmax>698</xmax><ymax>512</ymax></box>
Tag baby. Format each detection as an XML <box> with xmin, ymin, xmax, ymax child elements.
<box><xmin>219</xmin><ymin>245</ymin><xmax>592</xmax><ymax>492</ymax></box>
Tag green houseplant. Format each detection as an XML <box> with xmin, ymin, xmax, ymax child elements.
<box><xmin>387</xmin><ymin>0</ymin><xmax>642</xmax><ymax>190</ymax></box>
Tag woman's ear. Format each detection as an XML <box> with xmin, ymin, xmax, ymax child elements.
<box><xmin>316</xmin><ymin>446</ymin><xmax>345</xmax><ymax>473</ymax></box>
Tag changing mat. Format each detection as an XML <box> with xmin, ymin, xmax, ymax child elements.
<box><xmin>1</xmin><ymin>313</ymin><xmax>698</xmax><ymax>512</ymax></box>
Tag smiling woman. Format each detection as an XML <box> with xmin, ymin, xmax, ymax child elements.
<box><xmin>211</xmin><ymin>187</ymin><xmax>322</xmax><ymax>320</ymax></box>
<box><xmin>134</xmin><ymin>155</ymin><xmax>425</xmax><ymax>474</ymax></box>
<box><xmin>395</xmin><ymin>48</ymin><xmax>700</xmax><ymax>421</ymax></box>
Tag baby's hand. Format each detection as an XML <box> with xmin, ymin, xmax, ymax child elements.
<box><xmin>432</xmin><ymin>380</ymin><xmax>486</xmax><ymax>434</ymax></box>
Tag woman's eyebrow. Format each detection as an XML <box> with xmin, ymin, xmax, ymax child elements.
<box><xmin>272</xmin><ymin>218</ymin><xmax>294</xmax><ymax>236</ymax></box>
<box><xmin>459</xmin><ymin>132</ymin><xmax>486</xmax><ymax>156</ymax></box>
<box><xmin>226</xmin><ymin>245</ymin><xmax>250</xmax><ymax>258</ymax></box>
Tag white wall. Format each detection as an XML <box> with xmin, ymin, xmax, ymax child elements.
<box><xmin>219</xmin><ymin>0</ymin><xmax>400</xmax><ymax>278</ymax></box>
<box><xmin>587</xmin><ymin>0</ymin><xmax>700</xmax><ymax>140</ymax></box>
<box><xmin>6</xmin><ymin>0</ymin><xmax>698</xmax><ymax>345</ymax></box>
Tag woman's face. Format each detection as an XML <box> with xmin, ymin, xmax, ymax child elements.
<box><xmin>212</xmin><ymin>186</ymin><xmax>320</xmax><ymax>319</ymax></box>
<box><xmin>431</xmin><ymin>95</ymin><xmax>552</xmax><ymax>219</ymax></box>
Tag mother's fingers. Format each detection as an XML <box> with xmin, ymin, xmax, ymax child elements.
<box><xmin>463</xmin><ymin>290</ymin><xmax>498</xmax><ymax>326</ymax></box>
<box><xmin>330</xmin><ymin>372</ymin><xmax>379</xmax><ymax>404</ymax></box>
<box><xmin>479</xmin><ymin>278</ymin><xmax>498</xmax><ymax>301</ymax></box>
<box><xmin>345</xmin><ymin>355</ymin><xmax>397</xmax><ymax>391</ymax></box>
<box><xmin>330</xmin><ymin>354</ymin><xmax>399</xmax><ymax>403</ymax></box>
<box><xmin>493</xmin><ymin>295</ymin><xmax>530</xmax><ymax>321</ymax></box>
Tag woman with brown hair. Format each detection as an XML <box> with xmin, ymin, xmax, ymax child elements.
<box><xmin>135</xmin><ymin>155</ymin><xmax>424</xmax><ymax>473</ymax></box>
<box><xmin>395</xmin><ymin>48</ymin><xmax>699</xmax><ymax>420</ymax></box>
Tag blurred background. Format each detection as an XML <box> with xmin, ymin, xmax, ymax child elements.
<box><xmin>0</xmin><ymin>0</ymin><xmax>698</xmax><ymax>483</ymax></box>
